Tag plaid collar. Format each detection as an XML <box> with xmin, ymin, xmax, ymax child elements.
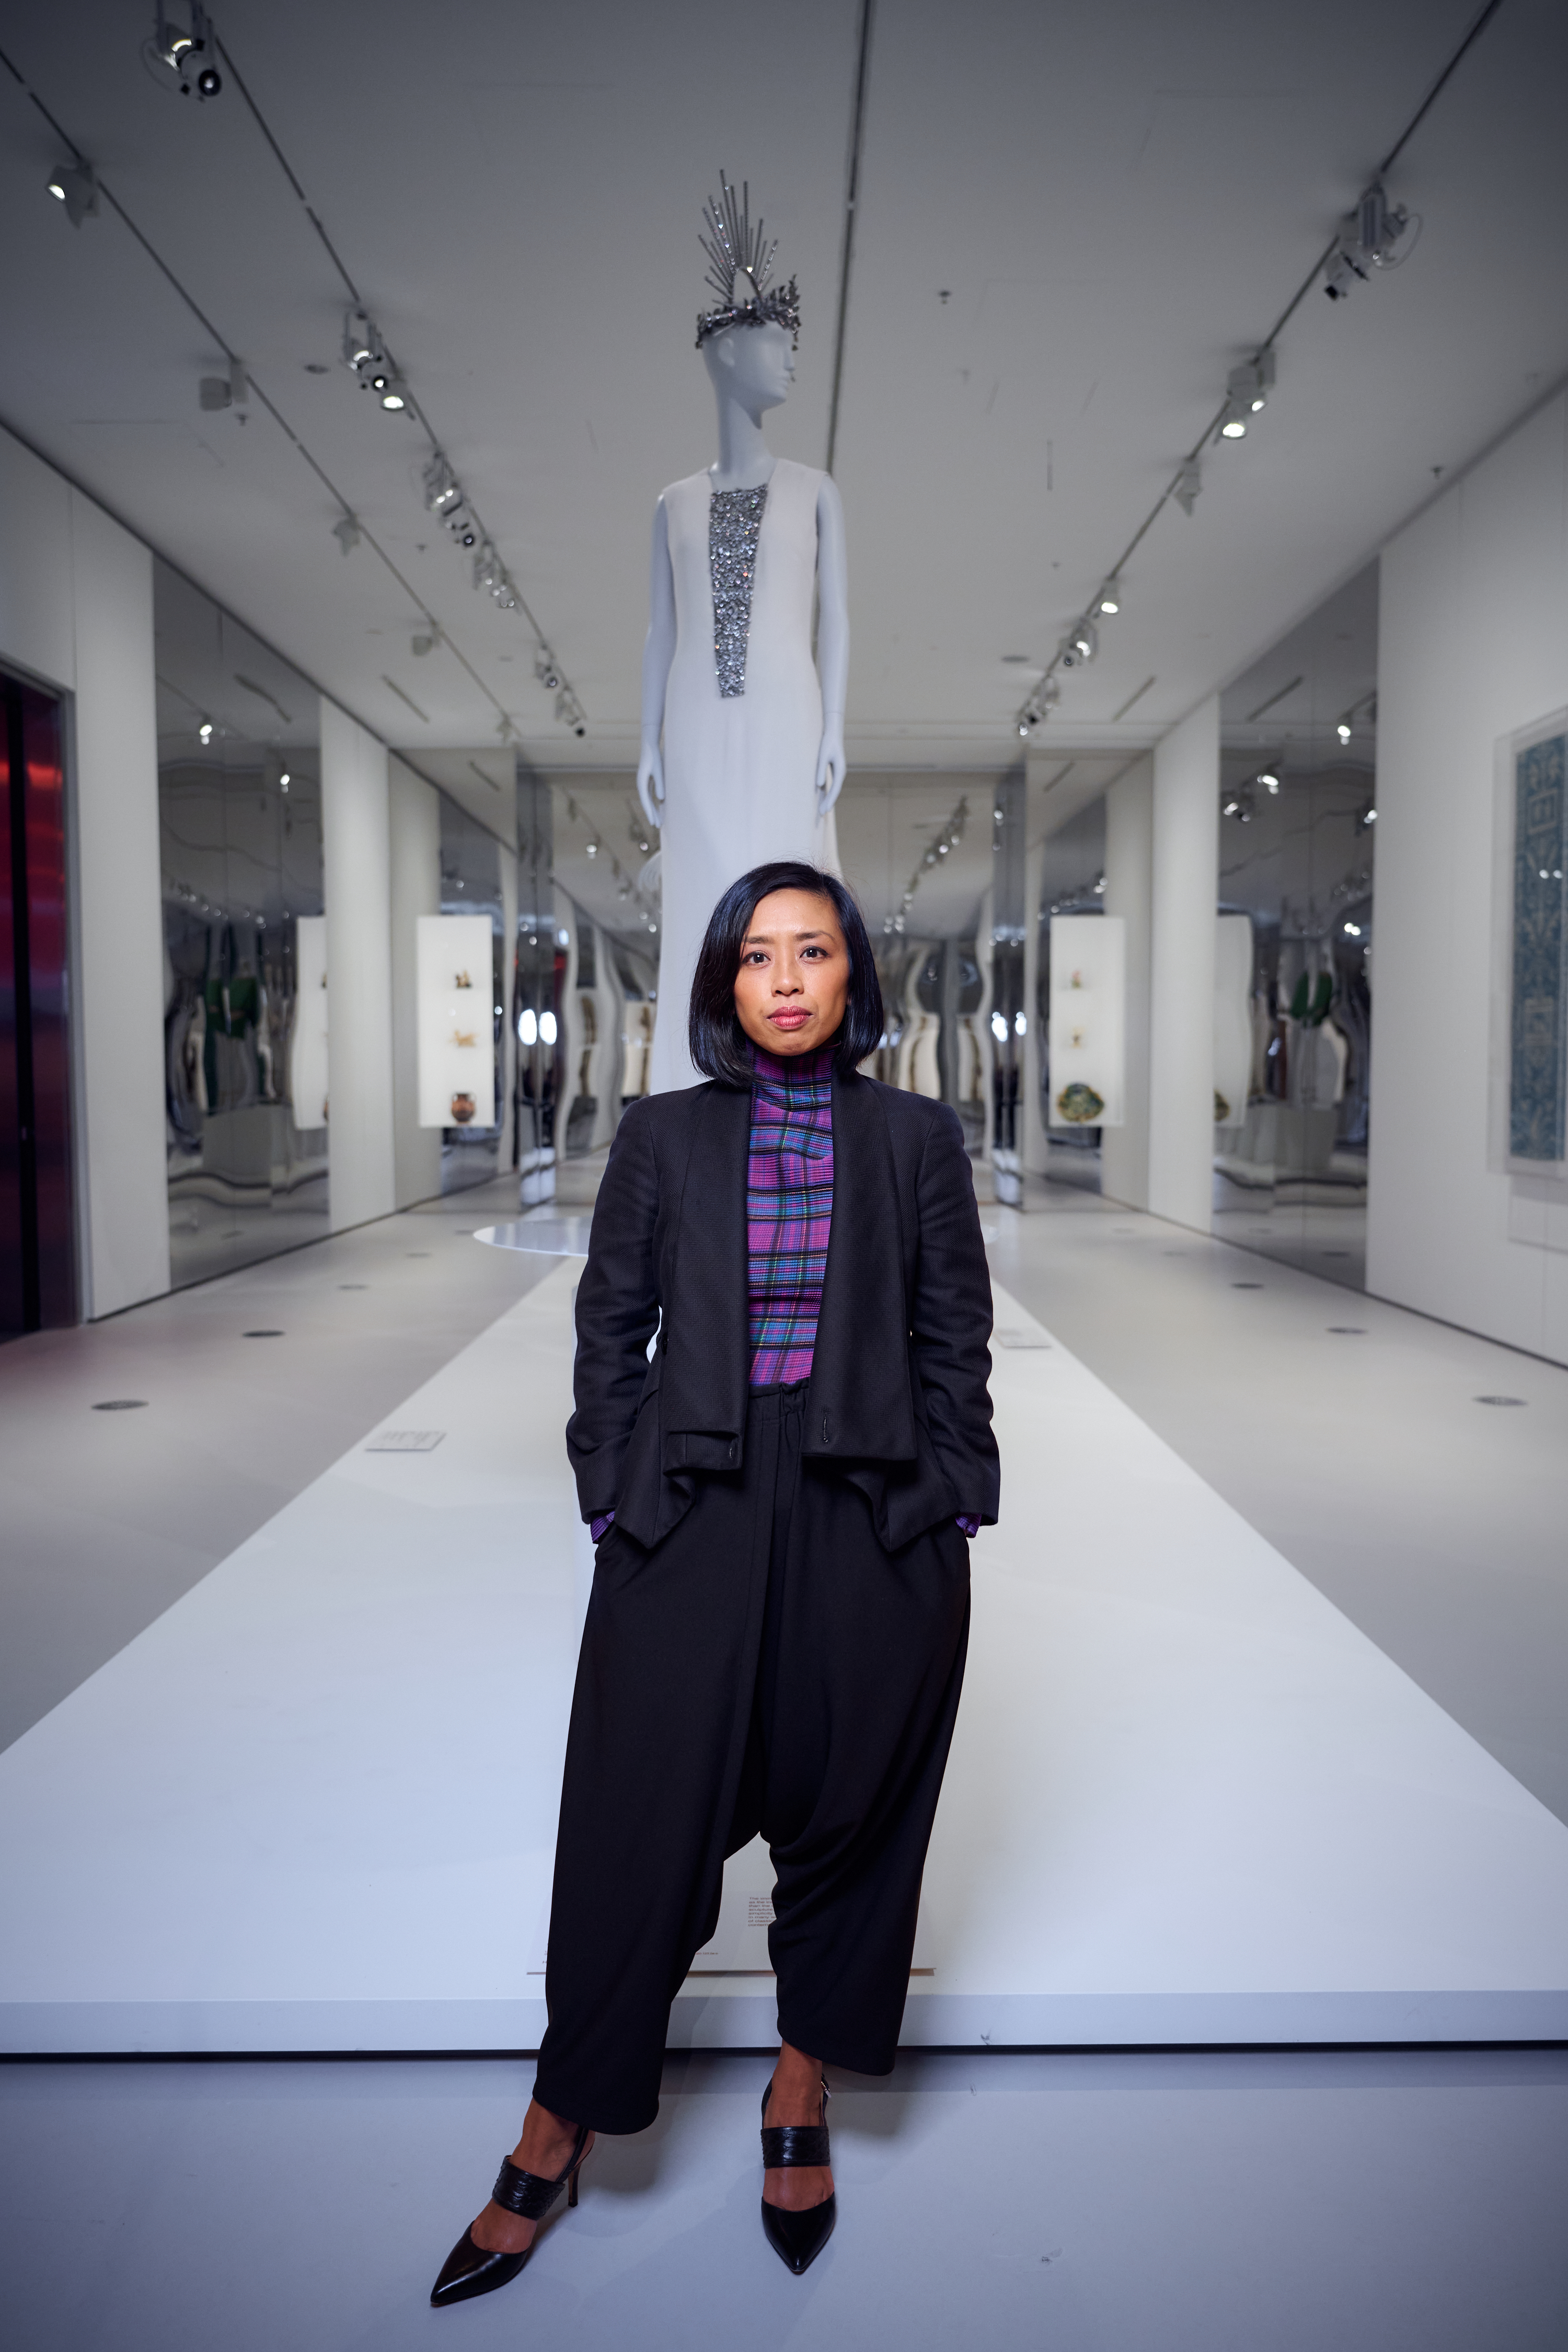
<box><xmin>746</xmin><ymin>1045</ymin><xmax>835</xmax><ymax>1387</ymax></box>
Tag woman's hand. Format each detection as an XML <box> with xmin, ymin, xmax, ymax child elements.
<box><xmin>636</xmin><ymin>744</ymin><xmax>665</xmax><ymax>832</ymax></box>
<box><xmin>814</xmin><ymin>728</ymin><xmax>846</xmax><ymax>814</ymax></box>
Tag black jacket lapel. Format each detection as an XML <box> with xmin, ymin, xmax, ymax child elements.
<box><xmin>660</xmin><ymin>1080</ymin><xmax>750</xmax><ymax>1472</ymax></box>
<box><xmin>805</xmin><ymin>1073</ymin><xmax>918</xmax><ymax>1464</ymax></box>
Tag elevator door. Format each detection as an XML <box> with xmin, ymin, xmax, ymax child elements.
<box><xmin>1</xmin><ymin>671</ymin><xmax>75</xmax><ymax>1340</ymax></box>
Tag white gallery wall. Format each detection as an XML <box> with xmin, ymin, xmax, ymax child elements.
<box><xmin>320</xmin><ymin>700</ymin><xmax>397</xmax><ymax>1232</ymax></box>
<box><xmin>1148</xmin><ymin>697</ymin><xmax>1219</xmax><ymax>1233</ymax></box>
<box><xmin>0</xmin><ymin>424</ymin><xmax>169</xmax><ymax>1320</ymax></box>
<box><xmin>1370</xmin><ymin>389</ymin><xmax>1568</xmax><ymax>1363</ymax></box>
<box><xmin>388</xmin><ymin>756</ymin><xmax>442</xmax><ymax>1210</ymax></box>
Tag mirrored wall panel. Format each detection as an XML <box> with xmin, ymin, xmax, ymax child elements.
<box><xmin>155</xmin><ymin>560</ymin><xmax>327</xmax><ymax>1288</ymax></box>
<box><xmin>1215</xmin><ymin>563</ymin><xmax>1377</xmax><ymax>1289</ymax></box>
<box><xmin>528</xmin><ymin>770</ymin><xmax>1005</xmax><ymax>1197</ymax></box>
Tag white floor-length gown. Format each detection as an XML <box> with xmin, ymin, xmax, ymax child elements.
<box><xmin>649</xmin><ymin>455</ymin><xmax>838</xmax><ymax>1093</ymax></box>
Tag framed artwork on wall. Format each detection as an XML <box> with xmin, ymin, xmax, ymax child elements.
<box><xmin>1494</xmin><ymin>713</ymin><xmax>1568</xmax><ymax>1179</ymax></box>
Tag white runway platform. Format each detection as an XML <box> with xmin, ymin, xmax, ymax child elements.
<box><xmin>2</xmin><ymin>1256</ymin><xmax>1565</xmax><ymax>2054</ymax></box>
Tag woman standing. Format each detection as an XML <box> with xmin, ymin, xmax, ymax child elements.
<box><xmin>432</xmin><ymin>861</ymin><xmax>997</xmax><ymax>2303</ymax></box>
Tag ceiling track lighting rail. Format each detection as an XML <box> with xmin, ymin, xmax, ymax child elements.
<box><xmin>4</xmin><ymin>38</ymin><xmax>532</xmax><ymax>752</ymax></box>
<box><xmin>1011</xmin><ymin>0</ymin><xmax>1505</xmax><ymax>743</ymax></box>
<box><xmin>18</xmin><ymin>14</ymin><xmax>586</xmax><ymax>743</ymax></box>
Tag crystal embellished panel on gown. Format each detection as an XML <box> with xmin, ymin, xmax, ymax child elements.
<box><xmin>709</xmin><ymin>482</ymin><xmax>768</xmax><ymax>698</ymax></box>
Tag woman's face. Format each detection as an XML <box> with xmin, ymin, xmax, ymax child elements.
<box><xmin>733</xmin><ymin>889</ymin><xmax>850</xmax><ymax>1058</ymax></box>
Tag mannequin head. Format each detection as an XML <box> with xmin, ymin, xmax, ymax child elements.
<box><xmin>701</xmin><ymin>319</ymin><xmax>795</xmax><ymax>416</ymax></box>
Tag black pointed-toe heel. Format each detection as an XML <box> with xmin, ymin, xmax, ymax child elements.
<box><xmin>760</xmin><ymin>2077</ymin><xmax>836</xmax><ymax>2275</ymax></box>
<box><xmin>430</xmin><ymin>2123</ymin><xmax>592</xmax><ymax>2308</ymax></box>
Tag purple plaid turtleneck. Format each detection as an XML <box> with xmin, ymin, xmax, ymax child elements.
<box><xmin>586</xmin><ymin>1047</ymin><xmax>980</xmax><ymax>1541</ymax></box>
<box><xmin>746</xmin><ymin>1044</ymin><xmax>835</xmax><ymax>1388</ymax></box>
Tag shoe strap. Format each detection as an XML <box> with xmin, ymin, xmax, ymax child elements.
<box><xmin>492</xmin><ymin>2123</ymin><xmax>591</xmax><ymax>2219</ymax></box>
<box><xmin>761</xmin><ymin>2122</ymin><xmax>831</xmax><ymax>2169</ymax></box>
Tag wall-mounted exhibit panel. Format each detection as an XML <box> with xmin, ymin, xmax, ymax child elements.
<box><xmin>1048</xmin><ymin>915</ymin><xmax>1125</xmax><ymax>1129</ymax></box>
<box><xmin>417</xmin><ymin>915</ymin><xmax>495</xmax><ymax>1133</ymax></box>
<box><xmin>1501</xmin><ymin>716</ymin><xmax>1567</xmax><ymax>1171</ymax></box>
<box><xmin>435</xmin><ymin>795</ymin><xmax>503</xmax><ymax>1196</ymax></box>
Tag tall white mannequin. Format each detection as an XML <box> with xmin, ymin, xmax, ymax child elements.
<box><xmin>639</xmin><ymin>189</ymin><xmax>849</xmax><ymax>1093</ymax></box>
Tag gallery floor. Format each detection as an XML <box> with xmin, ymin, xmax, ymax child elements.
<box><xmin>2</xmin><ymin>1163</ymin><xmax>1566</xmax><ymax>2346</ymax></box>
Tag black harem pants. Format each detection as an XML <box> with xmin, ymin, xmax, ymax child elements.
<box><xmin>533</xmin><ymin>1380</ymin><xmax>971</xmax><ymax>2135</ymax></box>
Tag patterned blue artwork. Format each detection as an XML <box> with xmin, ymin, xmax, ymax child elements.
<box><xmin>1510</xmin><ymin>732</ymin><xmax>1567</xmax><ymax>1161</ymax></box>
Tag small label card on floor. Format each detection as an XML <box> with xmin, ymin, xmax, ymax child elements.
<box><xmin>364</xmin><ymin>1430</ymin><xmax>445</xmax><ymax>1452</ymax></box>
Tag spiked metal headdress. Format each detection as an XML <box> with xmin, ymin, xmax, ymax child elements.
<box><xmin>695</xmin><ymin>174</ymin><xmax>800</xmax><ymax>350</ymax></box>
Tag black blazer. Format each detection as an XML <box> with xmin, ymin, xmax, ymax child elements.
<box><xmin>566</xmin><ymin>1070</ymin><xmax>999</xmax><ymax>1552</ymax></box>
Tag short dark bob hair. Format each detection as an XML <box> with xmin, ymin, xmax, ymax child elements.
<box><xmin>688</xmin><ymin>861</ymin><xmax>885</xmax><ymax>1085</ymax></box>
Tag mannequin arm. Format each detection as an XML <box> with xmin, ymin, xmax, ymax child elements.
<box><xmin>814</xmin><ymin>475</ymin><xmax>849</xmax><ymax>812</ymax></box>
<box><xmin>637</xmin><ymin>497</ymin><xmax>675</xmax><ymax>831</ymax></box>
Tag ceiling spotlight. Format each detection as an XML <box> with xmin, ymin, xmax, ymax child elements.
<box><xmin>1362</xmin><ymin>804</ymin><xmax>1378</xmax><ymax>827</ymax></box>
<box><xmin>535</xmin><ymin>652</ymin><xmax>561</xmax><ymax>691</ymax></box>
<box><xmin>411</xmin><ymin>629</ymin><xmax>438</xmax><ymax>656</ymax></box>
<box><xmin>1173</xmin><ymin>456</ymin><xmax>1202</xmax><ymax>515</ymax></box>
<box><xmin>332</xmin><ymin>514</ymin><xmax>361</xmax><ymax>556</ymax></box>
<box><xmin>377</xmin><ymin>375</ymin><xmax>408</xmax><ymax>412</ymax></box>
<box><xmin>47</xmin><ymin>162</ymin><xmax>98</xmax><ymax>226</ymax></box>
<box><xmin>198</xmin><ymin>719</ymin><xmax>213</xmax><ymax>743</ymax></box>
<box><xmin>1257</xmin><ymin>768</ymin><xmax>1281</xmax><ymax>793</ymax></box>
<box><xmin>1097</xmin><ymin>577</ymin><xmax>1121</xmax><ymax>616</ymax></box>
<box><xmin>1344</xmin><ymin>921</ymin><xmax>1362</xmax><ymax>937</ymax></box>
<box><xmin>1323</xmin><ymin>250</ymin><xmax>1359</xmax><ymax>302</ymax></box>
<box><xmin>1058</xmin><ymin>619</ymin><xmax>1098</xmax><ymax>668</ymax></box>
<box><xmin>1227</xmin><ymin>351</ymin><xmax>1275</xmax><ymax>418</ymax></box>
<box><xmin>198</xmin><ymin>355</ymin><xmax>248</xmax><ymax>411</ymax></box>
<box><xmin>1219</xmin><ymin>400</ymin><xmax>1248</xmax><ymax>440</ymax></box>
<box><xmin>491</xmin><ymin>581</ymin><xmax>518</xmax><ymax>610</ymax></box>
<box><xmin>143</xmin><ymin>4</ymin><xmax>221</xmax><ymax>98</ymax></box>
<box><xmin>1324</xmin><ymin>181</ymin><xmax>1413</xmax><ymax>300</ymax></box>
<box><xmin>422</xmin><ymin>454</ymin><xmax>460</xmax><ymax>513</ymax></box>
<box><xmin>1337</xmin><ymin>721</ymin><xmax>1353</xmax><ymax>744</ymax></box>
<box><xmin>342</xmin><ymin>308</ymin><xmax>379</xmax><ymax>372</ymax></box>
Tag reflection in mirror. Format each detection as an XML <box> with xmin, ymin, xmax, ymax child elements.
<box><xmin>1216</xmin><ymin>562</ymin><xmax>1377</xmax><ymax>1290</ymax></box>
<box><xmin>155</xmin><ymin>559</ymin><xmax>327</xmax><ymax>1288</ymax></box>
<box><xmin>528</xmin><ymin>766</ymin><xmax>1039</xmax><ymax>1214</ymax></box>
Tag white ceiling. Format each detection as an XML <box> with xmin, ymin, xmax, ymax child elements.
<box><xmin>1</xmin><ymin>0</ymin><xmax>1564</xmax><ymax>785</ymax></box>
